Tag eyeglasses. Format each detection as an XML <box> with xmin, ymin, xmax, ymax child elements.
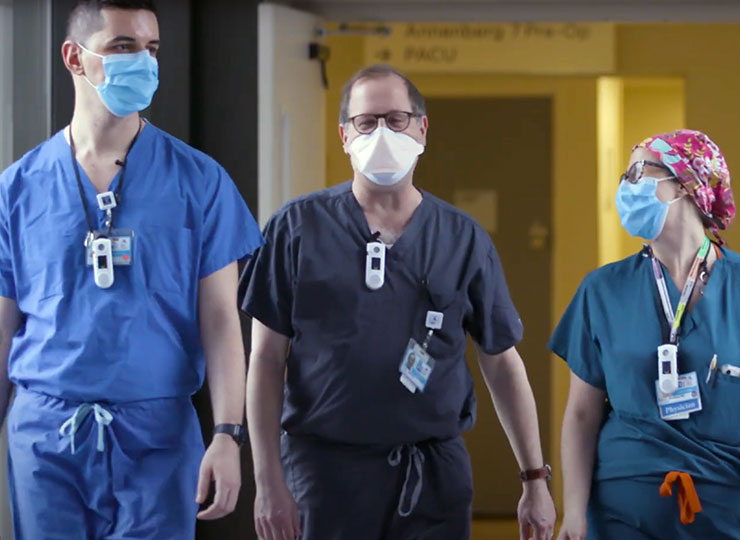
<box><xmin>349</xmin><ymin>111</ymin><xmax>417</xmax><ymax>135</ymax></box>
<box><xmin>620</xmin><ymin>160</ymin><xmax>675</xmax><ymax>184</ymax></box>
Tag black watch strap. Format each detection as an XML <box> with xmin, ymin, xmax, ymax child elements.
<box><xmin>213</xmin><ymin>423</ymin><xmax>246</xmax><ymax>446</ymax></box>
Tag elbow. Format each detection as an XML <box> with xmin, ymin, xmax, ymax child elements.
<box><xmin>567</xmin><ymin>400</ymin><xmax>606</xmax><ymax>431</ymax></box>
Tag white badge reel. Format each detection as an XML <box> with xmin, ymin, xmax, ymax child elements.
<box><xmin>365</xmin><ymin>241</ymin><xmax>386</xmax><ymax>290</ymax></box>
<box><xmin>96</xmin><ymin>191</ymin><xmax>117</xmax><ymax>211</ymax></box>
<box><xmin>658</xmin><ymin>344</ymin><xmax>679</xmax><ymax>394</ymax></box>
<box><xmin>92</xmin><ymin>237</ymin><xmax>114</xmax><ymax>289</ymax></box>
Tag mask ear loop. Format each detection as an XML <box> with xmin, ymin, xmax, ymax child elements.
<box><xmin>75</xmin><ymin>43</ymin><xmax>102</xmax><ymax>90</ymax></box>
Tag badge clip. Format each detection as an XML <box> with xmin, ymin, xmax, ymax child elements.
<box><xmin>96</xmin><ymin>191</ymin><xmax>117</xmax><ymax>212</ymax></box>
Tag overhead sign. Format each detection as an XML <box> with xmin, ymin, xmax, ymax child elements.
<box><xmin>365</xmin><ymin>23</ymin><xmax>615</xmax><ymax>75</ymax></box>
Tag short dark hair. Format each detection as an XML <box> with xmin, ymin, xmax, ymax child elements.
<box><xmin>338</xmin><ymin>64</ymin><xmax>426</xmax><ymax>125</ymax></box>
<box><xmin>67</xmin><ymin>0</ymin><xmax>157</xmax><ymax>43</ymax></box>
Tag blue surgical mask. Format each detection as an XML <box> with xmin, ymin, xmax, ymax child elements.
<box><xmin>615</xmin><ymin>176</ymin><xmax>682</xmax><ymax>240</ymax></box>
<box><xmin>78</xmin><ymin>43</ymin><xmax>159</xmax><ymax>117</ymax></box>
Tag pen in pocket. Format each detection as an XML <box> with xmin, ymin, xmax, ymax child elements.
<box><xmin>706</xmin><ymin>354</ymin><xmax>717</xmax><ymax>385</ymax></box>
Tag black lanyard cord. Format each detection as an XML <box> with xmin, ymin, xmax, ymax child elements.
<box><xmin>68</xmin><ymin>120</ymin><xmax>143</xmax><ymax>240</ymax></box>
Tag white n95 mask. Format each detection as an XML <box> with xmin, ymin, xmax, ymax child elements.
<box><xmin>347</xmin><ymin>126</ymin><xmax>425</xmax><ymax>186</ymax></box>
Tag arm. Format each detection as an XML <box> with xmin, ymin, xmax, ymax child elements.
<box><xmin>0</xmin><ymin>297</ymin><xmax>20</xmax><ymax>427</ymax></box>
<box><xmin>195</xmin><ymin>261</ymin><xmax>245</xmax><ymax>520</ymax></box>
<box><xmin>248</xmin><ymin>318</ymin><xmax>301</xmax><ymax>540</ymax></box>
<box><xmin>556</xmin><ymin>371</ymin><xmax>606</xmax><ymax>540</ymax></box>
<box><xmin>476</xmin><ymin>344</ymin><xmax>556</xmax><ymax>540</ymax></box>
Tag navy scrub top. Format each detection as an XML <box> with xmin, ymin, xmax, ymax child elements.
<box><xmin>549</xmin><ymin>248</ymin><xmax>740</xmax><ymax>486</ymax></box>
<box><xmin>0</xmin><ymin>124</ymin><xmax>263</xmax><ymax>403</ymax></box>
<box><xmin>240</xmin><ymin>181</ymin><xmax>523</xmax><ymax>446</ymax></box>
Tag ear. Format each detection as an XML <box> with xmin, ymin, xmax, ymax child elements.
<box><xmin>338</xmin><ymin>123</ymin><xmax>350</xmax><ymax>154</ymax></box>
<box><xmin>62</xmin><ymin>40</ymin><xmax>85</xmax><ymax>76</ymax></box>
<box><xmin>419</xmin><ymin>115</ymin><xmax>429</xmax><ymax>146</ymax></box>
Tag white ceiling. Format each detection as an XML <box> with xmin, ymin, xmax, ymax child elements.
<box><xmin>276</xmin><ymin>0</ymin><xmax>740</xmax><ymax>22</ymax></box>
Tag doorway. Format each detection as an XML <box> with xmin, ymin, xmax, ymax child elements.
<box><xmin>415</xmin><ymin>96</ymin><xmax>552</xmax><ymax>516</ymax></box>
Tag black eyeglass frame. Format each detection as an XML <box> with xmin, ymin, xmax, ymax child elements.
<box><xmin>348</xmin><ymin>110</ymin><xmax>419</xmax><ymax>135</ymax></box>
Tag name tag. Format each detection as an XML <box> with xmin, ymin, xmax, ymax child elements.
<box><xmin>399</xmin><ymin>338</ymin><xmax>436</xmax><ymax>393</ymax></box>
<box><xmin>86</xmin><ymin>229</ymin><xmax>134</xmax><ymax>266</ymax></box>
<box><xmin>655</xmin><ymin>371</ymin><xmax>702</xmax><ymax>421</ymax></box>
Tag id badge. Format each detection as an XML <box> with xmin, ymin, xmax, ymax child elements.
<box><xmin>399</xmin><ymin>338</ymin><xmax>436</xmax><ymax>393</ymax></box>
<box><xmin>655</xmin><ymin>371</ymin><xmax>703</xmax><ymax>421</ymax></box>
<box><xmin>86</xmin><ymin>229</ymin><xmax>134</xmax><ymax>266</ymax></box>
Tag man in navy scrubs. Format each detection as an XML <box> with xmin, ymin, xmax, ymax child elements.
<box><xmin>241</xmin><ymin>64</ymin><xmax>556</xmax><ymax>540</ymax></box>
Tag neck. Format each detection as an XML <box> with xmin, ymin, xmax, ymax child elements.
<box><xmin>68</xmin><ymin>102</ymin><xmax>141</xmax><ymax>156</ymax></box>
<box><xmin>351</xmin><ymin>175</ymin><xmax>421</xmax><ymax>213</ymax></box>
<box><xmin>651</xmin><ymin>222</ymin><xmax>710</xmax><ymax>279</ymax></box>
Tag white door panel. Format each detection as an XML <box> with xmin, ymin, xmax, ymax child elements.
<box><xmin>258</xmin><ymin>2</ymin><xmax>326</xmax><ymax>225</ymax></box>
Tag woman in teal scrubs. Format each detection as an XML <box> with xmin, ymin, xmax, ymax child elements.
<box><xmin>551</xmin><ymin>130</ymin><xmax>740</xmax><ymax>540</ymax></box>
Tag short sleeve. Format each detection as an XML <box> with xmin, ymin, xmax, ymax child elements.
<box><xmin>547</xmin><ymin>278</ymin><xmax>605</xmax><ymax>389</ymax></box>
<box><xmin>0</xmin><ymin>177</ymin><xmax>15</xmax><ymax>299</ymax></box>
<box><xmin>238</xmin><ymin>210</ymin><xmax>295</xmax><ymax>337</ymax></box>
<box><xmin>198</xmin><ymin>165</ymin><xmax>264</xmax><ymax>278</ymax></box>
<box><xmin>464</xmin><ymin>245</ymin><xmax>523</xmax><ymax>355</ymax></box>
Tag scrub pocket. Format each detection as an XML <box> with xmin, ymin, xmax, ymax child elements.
<box><xmin>20</xmin><ymin>214</ymin><xmax>81</xmax><ymax>298</ymax></box>
<box><xmin>700</xmin><ymin>368</ymin><xmax>740</xmax><ymax>446</ymax></box>
<box><xmin>137</xmin><ymin>225</ymin><xmax>195</xmax><ymax>294</ymax></box>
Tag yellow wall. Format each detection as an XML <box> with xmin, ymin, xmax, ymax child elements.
<box><xmin>618</xmin><ymin>24</ymin><xmax>740</xmax><ymax>247</ymax></box>
<box><xmin>597</xmin><ymin>77</ymin><xmax>625</xmax><ymax>266</ymax></box>
<box><xmin>620</xmin><ymin>77</ymin><xmax>686</xmax><ymax>258</ymax></box>
<box><xmin>325</xmin><ymin>32</ymin><xmax>366</xmax><ymax>187</ymax></box>
<box><xmin>323</xmin><ymin>22</ymin><xmax>740</xmax><ymax>515</ymax></box>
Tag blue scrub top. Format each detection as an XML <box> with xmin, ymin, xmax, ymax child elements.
<box><xmin>0</xmin><ymin>124</ymin><xmax>263</xmax><ymax>403</ymax></box>
<box><xmin>549</xmin><ymin>248</ymin><xmax>740</xmax><ymax>486</ymax></box>
<box><xmin>240</xmin><ymin>181</ymin><xmax>523</xmax><ymax>446</ymax></box>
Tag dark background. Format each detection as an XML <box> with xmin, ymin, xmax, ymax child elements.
<box><xmin>46</xmin><ymin>0</ymin><xmax>262</xmax><ymax>537</ymax></box>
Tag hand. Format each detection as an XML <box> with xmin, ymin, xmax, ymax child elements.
<box><xmin>556</xmin><ymin>513</ymin><xmax>587</xmax><ymax>540</ymax></box>
<box><xmin>254</xmin><ymin>476</ymin><xmax>301</xmax><ymax>540</ymax></box>
<box><xmin>518</xmin><ymin>480</ymin><xmax>556</xmax><ymax>540</ymax></box>
<box><xmin>195</xmin><ymin>434</ymin><xmax>242</xmax><ymax>520</ymax></box>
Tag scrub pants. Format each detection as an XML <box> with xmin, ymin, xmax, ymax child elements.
<box><xmin>282</xmin><ymin>433</ymin><xmax>473</xmax><ymax>540</ymax></box>
<box><xmin>587</xmin><ymin>477</ymin><xmax>740</xmax><ymax>540</ymax></box>
<box><xmin>7</xmin><ymin>388</ymin><xmax>205</xmax><ymax>540</ymax></box>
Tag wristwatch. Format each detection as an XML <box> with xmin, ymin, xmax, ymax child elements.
<box><xmin>519</xmin><ymin>464</ymin><xmax>552</xmax><ymax>482</ymax></box>
<box><xmin>213</xmin><ymin>423</ymin><xmax>246</xmax><ymax>446</ymax></box>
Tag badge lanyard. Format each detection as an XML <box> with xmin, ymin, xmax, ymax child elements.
<box><xmin>68</xmin><ymin>122</ymin><xmax>142</xmax><ymax>246</ymax></box>
<box><xmin>649</xmin><ymin>236</ymin><xmax>711</xmax><ymax>345</ymax></box>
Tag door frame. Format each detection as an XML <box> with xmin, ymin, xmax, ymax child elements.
<box><xmin>410</xmin><ymin>74</ymin><xmax>601</xmax><ymax>509</ymax></box>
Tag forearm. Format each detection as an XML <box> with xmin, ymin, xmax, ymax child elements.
<box><xmin>560</xmin><ymin>400</ymin><xmax>602</xmax><ymax>517</ymax></box>
<box><xmin>247</xmin><ymin>351</ymin><xmax>286</xmax><ymax>486</ymax></box>
<box><xmin>0</xmin><ymin>298</ymin><xmax>20</xmax><ymax>428</ymax></box>
<box><xmin>202</xmin><ymin>309</ymin><xmax>246</xmax><ymax>426</ymax></box>
<box><xmin>0</xmin><ymin>337</ymin><xmax>12</xmax><ymax>427</ymax></box>
<box><xmin>480</xmin><ymin>347</ymin><xmax>545</xmax><ymax>470</ymax></box>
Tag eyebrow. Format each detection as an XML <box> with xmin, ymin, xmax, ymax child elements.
<box><xmin>105</xmin><ymin>36</ymin><xmax>160</xmax><ymax>46</ymax></box>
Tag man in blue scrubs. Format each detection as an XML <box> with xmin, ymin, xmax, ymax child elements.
<box><xmin>0</xmin><ymin>1</ymin><xmax>262</xmax><ymax>538</ymax></box>
<box><xmin>240</xmin><ymin>64</ymin><xmax>556</xmax><ymax>540</ymax></box>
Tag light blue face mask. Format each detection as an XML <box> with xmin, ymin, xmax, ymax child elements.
<box><xmin>77</xmin><ymin>43</ymin><xmax>159</xmax><ymax>117</ymax></box>
<box><xmin>615</xmin><ymin>176</ymin><xmax>683</xmax><ymax>240</ymax></box>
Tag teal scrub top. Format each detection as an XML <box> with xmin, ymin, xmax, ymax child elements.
<box><xmin>549</xmin><ymin>247</ymin><xmax>740</xmax><ymax>487</ymax></box>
